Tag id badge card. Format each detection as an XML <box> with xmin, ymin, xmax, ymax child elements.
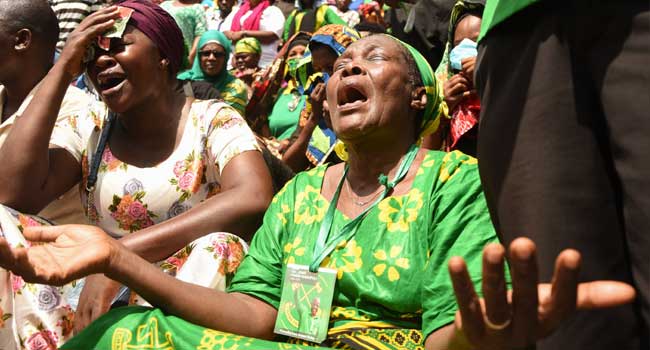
<box><xmin>274</xmin><ymin>264</ymin><xmax>337</xmax><ymax>343</ymax></box>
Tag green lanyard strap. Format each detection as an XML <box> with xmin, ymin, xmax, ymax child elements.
<box><xmin>309</xmin><ymin>144</ymin><xmax>419</xmax><ymax>272</ymax></box>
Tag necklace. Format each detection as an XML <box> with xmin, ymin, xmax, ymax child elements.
<box><xmin>345</xmin><ymin>176</ymin><xmax>384</xmax><ymax>207</ymax></box>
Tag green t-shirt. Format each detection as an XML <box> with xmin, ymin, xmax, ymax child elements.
<box><xmin>479</xmin><ymin>0</ymin><xmax>539</xmax><ymax>40</ymax></box>
<box><xmin>269</xmin><ymin>87</ymin><xmax>306</xmax><ymax>140</ymax></box>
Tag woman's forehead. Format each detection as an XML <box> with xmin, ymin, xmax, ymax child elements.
<box><xmin>202</xmin><ymin>42</ymin><xmax>225</xmax><ymax>51</ymax></box>
<box><xmin>343</xmin><ymin>35</ymin><xmax>402</xmax><ymax>56</ymax></box>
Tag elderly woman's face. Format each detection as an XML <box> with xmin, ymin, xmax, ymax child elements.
<box><xmin>234</xmin><ymin>52</ymin><xmax>259</xmax><ymax>70</ymax></box>
<box><xmin>326</xmin><ymin>36</ymin><xmax>415</xmax><ymax>142</ymax></box>
<box><xmin>87</xmin><ymin>26</ymin><xmax>164</xmax><ymax>113</ymax></box>
<box><xmin>199</xmin><ymin>42</ymin><xmax>227</xmax><ymax>77</ymax></box>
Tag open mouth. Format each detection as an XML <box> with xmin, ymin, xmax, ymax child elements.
<box><xmin>96</xmin><ymin>73</ymin><xmax>127</xmax><ymax>94</ymax></box>
<box><xmin>337</xmin><ymin>83</ymin><xmax>368</xmax><ymax>108</ymax></box>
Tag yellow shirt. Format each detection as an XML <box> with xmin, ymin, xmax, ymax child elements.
<box><xmin>0</xmin><ymin>84</ymin><xmax>90</xmax><ymax>225</ymax></box>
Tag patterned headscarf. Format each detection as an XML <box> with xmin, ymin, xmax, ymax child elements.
<box><xmin>177</xmin><ymin>30</ymin><xmax>235</xmax><ymax>92</ymax></box>
<box><xmin>117</xmin><ymin>0</ymin><xmax>186</xmax><ymax>74</ymax></box>
<box><xmin>310</xmin><ymin>24</ymin><xmax>360</xmax><ymax>55</ymax></box>
<box><xmin>234</xmin><ymin>37</ymin><xmax>262</xmax><ymax>55</ymax></box>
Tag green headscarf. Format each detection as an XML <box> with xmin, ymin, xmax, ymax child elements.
<box><xmin>385</xmin><ymin>34</ymin><xmax>446</xmax><ymax>139</ymax></box>
<box><xmin>177</xmin><ymin>30</ymin><xmax>235</xmax><ymax>92</ymax></box>
<box><xmin>234</xmin><ymin>37</ymin><xmax>262</xmax><ymax>55</ymax></box>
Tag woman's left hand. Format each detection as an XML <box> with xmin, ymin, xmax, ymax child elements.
<box><xmin>447</xmin><ymin>237</ymin><xmax>637</xmax><ymax>350</ymax></box>
<box><xmin>0</xmin><ymin>225</ymin><xmax>117</xmax><ymax>286</ymax></box>
<box><xmin>460</xmin><ymin>57</ymin><xmax>476</xmax><ymax>86</ymax></box>
<box><xmin>309</xmin><ymin>82</ymin><xmax>327</xmax><ymax>124</ymax></box>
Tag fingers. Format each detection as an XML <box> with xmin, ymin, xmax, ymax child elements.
<box><xmin>76</xmin><ymin>6</ymin><xmax>120</xmax><ymax>31</ymax></box>
<box><xmin>481</xmin><ymin>243</ymin><xmax>510</xmax><ymax>329</ymax></box>
<box><xmin>0</xmin><ymin>238</ymin><xmax>17</xmax><ymax>270</ymax></box>
<box><xmin>22</xmin><ymin>225</ymin><xmax>65</xmax><ymax>243</ymax></box>
<box><xmin>449</xmin><ymin>256</ymin><xmax>485</xmax><ymax>343</ymax></box>
<box><xmin>508</xmin><ymin>237</ymin><xmax>539</xmax><ymax>347</ymax></box>
<box><xmin>576</xmin><ymin>281</ymin><xmax>636</xmax><ymax>309</ymax></box>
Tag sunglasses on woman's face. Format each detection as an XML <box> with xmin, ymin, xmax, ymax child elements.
<box><xmin>199</xmin><ymin>50</ymin><xmax>226</xmax><ymax>58</ymax></box>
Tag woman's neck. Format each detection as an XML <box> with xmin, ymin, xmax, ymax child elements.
<box><xmin>345</xmin><ymin>136</ymin><xmax>415</xmax><ymax>190</ymax></box>
<box><xmin>117</xmin><ymin>85</ymin><xmax>186</xmax><ymax>141</ymax></box>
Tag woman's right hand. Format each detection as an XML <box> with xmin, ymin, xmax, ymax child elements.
<box><xmin>0</xmin><ymin>225</ymin><xmax>118</xmax><ymax>285</ymax></box>
<box><xmin>74</xmin><ymin>274</ymin><xmax>122</xmax><ymax>334</ymax></box>
<box><xmin>57</xmin><ymin>6</ymin><xmax>121</xmax><ymax>78</ymax></box>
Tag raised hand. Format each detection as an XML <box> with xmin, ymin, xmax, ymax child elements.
<box><xmin>443</xmin><ymin>74</ymin><xmax>471</xmax><ymax>112</ymax></box>
<box><xmin>0</xmin><ymin>225</ymin><xmax>117</xmax><ymax>286</ymax></box>
<box><xmin>57</xmin><ymin>6</ymin><xmax>121</xmax><ymax>77</ymax></box>
<box><xmin>448</xmin><ymin>237</ymin><xmax>636</xmax><ymax>350</ymax></box>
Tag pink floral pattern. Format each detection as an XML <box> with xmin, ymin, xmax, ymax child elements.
<box><xmin>99</xmin><ymin>148</ymin><xmax>127</xmax><ymax>172</ymax></box>
<box><xmin>170</xmin><ymin>151</ymin><xmax>205</xmax><ymax>202</ymax></box>
<box><xmin>24</xmin><ymin>329</ymin><xmax>58</xmax><ymax>350</ymax></box>
<box><xmin>204</xmin><ymin>233</ymin><xmax>246</xmax><ymax>277</ymax></box>
<box><xmin>108</xmin><ymin>191</ymin><xmax>156</xmax><ymax>233</ymax></box>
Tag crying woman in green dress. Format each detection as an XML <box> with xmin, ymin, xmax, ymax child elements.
<box><xmin>0</xmin><ymin>34</ymin><xmax>502</xmax><ymax>350</ymax></box>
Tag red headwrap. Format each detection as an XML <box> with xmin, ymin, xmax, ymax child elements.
<box><xmin>116</xmin><ymin>0</ymin><xmax>185</xmax><ymax>74</ymax></box>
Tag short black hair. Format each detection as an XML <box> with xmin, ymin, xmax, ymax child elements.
<box><xmin>0</xmin><ymin>0</ymin><xmax>59</xmax><ymax>53</ymax></box>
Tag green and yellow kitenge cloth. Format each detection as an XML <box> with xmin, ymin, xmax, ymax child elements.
<box><xmin>63</xmin><ymin>149</ymin><xmax>501</xmax><ymax>349</ymax></box>
<box><xmin>283</xmin><ymin>5</ymin><xmax>346</xmax><ymax>42</ymax></box>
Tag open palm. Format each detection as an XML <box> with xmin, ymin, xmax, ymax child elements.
<box><xmin>0</xmin><ymin>225</ymin><xmax>116</xmax><ymax>285</ymax></box>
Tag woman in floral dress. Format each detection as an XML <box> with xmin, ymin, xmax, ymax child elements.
<box><xmin>0</xmin><ymin>2</ymin><xmax>272</xmax><ymax>349</ymax></box>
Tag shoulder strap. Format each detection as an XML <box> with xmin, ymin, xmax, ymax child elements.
<box><xmin>85</xmin><ymin>111</ymin><xmax>115</xmax><ymax>193</ymax></box>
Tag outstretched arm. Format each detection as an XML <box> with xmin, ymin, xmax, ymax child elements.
<box><xmin>0</xmin><ymin>225</ymin><xmax>278</xmax><ymax>339</ymax></box>
<box><xmin>425</xmin><ymin>238</ymin><xmax>636</xmax><ymax>350</ymax></box>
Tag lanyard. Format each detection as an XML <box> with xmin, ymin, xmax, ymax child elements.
<box><xmin>309</xmin><ymin>144</ymin><xmax>419</xmax><ymax>272</ymax></box>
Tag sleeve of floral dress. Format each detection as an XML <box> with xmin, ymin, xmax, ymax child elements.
<box><xmin>205</xmin><ymin>102</ymin><xmax>260</xmax><ymax>175</ymax></box>
<box><xmin>227</xmin><ymin>177</ymin><xmax>297</xmax><ymax>308</ymax></box>
<box><xmin>48</xmin><ymin>96</ymin><xmax>104</xmax><ymax>163</ymax></box>
<box><xmin>420</xmin><ymin>151</ymin><xmax>506</xmax><ymax>338</ymax></box>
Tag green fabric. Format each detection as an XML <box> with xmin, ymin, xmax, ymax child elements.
<box><xmin>229</xmin><ymin>149</ymin><xmax>501</xmax><ymax>344</ymax></box>
<box><xmin>268</xmin><ymin>86</ymin><xmax>305</xmax><ymax>140</ymax></box>
<box><xmin>221</xmin><ymin>78</ymin><xmax>249</xmax><ymax>116</ymax></box>
<box><xmin>160</xmin><ymin>1</ymin><xmax>208</xmax><ymax>54</ymax></box>
<box><xmin>61</xmin><ymin>306</ymin><xmax>326</xmax><ymax>349</ymax></box>
<box><xmin>478</xmin><ymin>0</ymin><xmax>539</xmax><ymax>41</ymax></box>
<box><xmin>235</xmin><ymin>37</ymin><xmax>262</xmax><ymax>54</ymax></box>
<box><xmin>386</xmin><ymin>35</ymin><xmax>445</xmax><ymax>138</ymax></box>
<box><xmin>178</xmin><ymin>31</ymin><xmax>234</xmax><ymax>92</ymax></box>
<box><xmin>178</xmin><ymin>31</ymin><xmax>249</xmax><ymax>115</ymax></box>
<box><xmin>282</xmin><ymin>6</ymin><xmax>346</xmax><ymax>42</ymax></box>
<box><xmin>59</xmin><ymin>150</ymin><xmax>502</xmax><ymax>348</ymax></box>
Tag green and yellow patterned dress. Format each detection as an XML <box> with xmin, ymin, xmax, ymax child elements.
<box><xmin>62</xmin><ymin>150</ymin><xmax>499</xmax><ymax>350</ymax></box>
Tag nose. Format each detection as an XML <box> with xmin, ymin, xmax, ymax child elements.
<box><xmin>341</xmin><ymin>61</ymin><xmax>364</xmax><ymax>78</ymax></box>
<box><xmin>94</xmin><ymin>52</ymin><xmax>117</xmax><ymax>69</ymax></box>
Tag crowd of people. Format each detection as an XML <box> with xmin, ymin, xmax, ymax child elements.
<box><xmin>0</xmin><ymin>0</ymin><xmax>647</xmax><ymax>350</ymax></box>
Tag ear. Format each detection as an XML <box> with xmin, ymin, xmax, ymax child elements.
<box><xmin>410</xmin><ymin>86</ymin><xmax>427</xmax><ymax>112</ymax></box>
<box><xmin>159</xmin><ymin>58</ymin><xmax>169</xmax><ymax>70</ymax></box>
<box><xmin>14</xmin><ymin>29</ymin><xmax>32</xmax><ymax>52</ymax></box>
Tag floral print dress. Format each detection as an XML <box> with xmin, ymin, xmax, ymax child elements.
<box><xmin>0</xmin><ymin>100</ymin><xmax>257</xmax><ymax>350</ymax></box>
